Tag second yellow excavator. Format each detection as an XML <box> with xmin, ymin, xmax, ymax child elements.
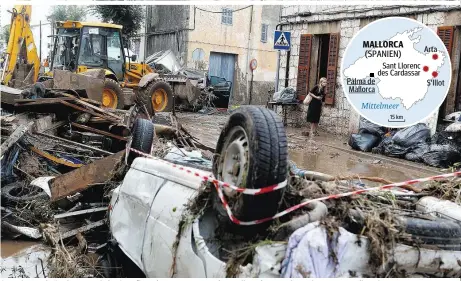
<box><xmin>1</xmin><ymin>5</ymin><xmax>40</xmax><ymax>87</ymax></box>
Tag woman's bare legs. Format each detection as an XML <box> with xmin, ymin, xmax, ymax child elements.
<box><xmin>313</xmin><ymin>123</ymin><xmax>319</xmax><ymax>136</ymax></box>
<box><xmin>310</xmin><ymin>123</ymin><xmax>315</xmax><ymax>136</ymax></box>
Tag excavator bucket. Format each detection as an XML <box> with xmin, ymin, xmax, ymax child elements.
<box><xmin>53</xmin><ymin>69</ymin><xmax>105</xmax><ymax>102</ymax></box>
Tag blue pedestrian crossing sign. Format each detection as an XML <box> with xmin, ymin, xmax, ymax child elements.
<box><xmin>274</xmin><ymin>31</ymin><xmax>291</xmax><ymax>50</ymax></box>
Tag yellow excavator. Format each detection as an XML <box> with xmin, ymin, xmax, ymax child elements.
<box><xmin>48</xmin><ymin>20</ymin><xmax>174</xmax><ymax>113</ymax></box>
<box><xmin>2</xmin><ymin>5</ymin><xmax>175</xmax><ymax>114</ymax></box>
<box><xmin>1</xmin><ymin>5</ymin><xmax>40</xmax><ymax>88</ymax></box>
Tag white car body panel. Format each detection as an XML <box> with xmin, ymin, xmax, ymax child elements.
<box><xmin>109</xmin><ymin>157</ymin><xmax>283</xmax><ymax>277</ymax></box>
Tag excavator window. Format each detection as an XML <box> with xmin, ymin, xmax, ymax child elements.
<box><xmin>78</xmin><ymin>28</ymin><xmax>104</xmax><ymax>67</ymax></box>
<box><xmin>75</xmin><ymin>26</ymin><xmax>125</xmax><ymax>81</ymax></box>
<box><xmin>52</xmin><ymin>28</ymin><xmax>79</xmax><ymax>71</ymax></box>
<box><xmin>106</xmin><ymin>30</ymin><xmax>124</xmax><ymax>80</ymax></box>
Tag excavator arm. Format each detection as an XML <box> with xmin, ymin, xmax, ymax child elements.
<box><xmin>1</xmin><ymin>5</ymin><xmax>40</xmax><ymax>85</ymax></box>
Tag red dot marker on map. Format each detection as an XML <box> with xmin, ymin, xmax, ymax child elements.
<box><xmin>423</xmin><ymin>66</ymin><xmax>429</xmax><ymax>72</ymax></box>
<box><xmin>432</xmin><ymin>53</ymin><xmax>439</xmax><ymax>60</ymax></box>
<box><xmin>432</xmin><ymin>71</ymin><xmax>438</xmax><ymax>78</ymax></box>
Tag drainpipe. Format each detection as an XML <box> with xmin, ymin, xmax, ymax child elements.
<box><xmin>245</xmin><ymin>5</ymin><xmax>254</xmax><ymax>104</ymax></box>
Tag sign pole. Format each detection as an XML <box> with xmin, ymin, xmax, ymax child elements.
<box><xmin>275</xmin><ymin>50</ymin><xmax>280</xmax><ymax>93</ymax></box>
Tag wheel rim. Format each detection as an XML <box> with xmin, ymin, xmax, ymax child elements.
<box><xmin>218</xmin><ymin>126</ymin><xmax>249</xmax><ymax>199</ymax></box>
<box><xmin>151</xmin><ymin>88</ymin><xmax>168</xmax><ymax>112</ymax></box>
<box><xmin>102</xmin><ymin>88</ymin><xmax>118</xmax><ymax>109</ymax></box>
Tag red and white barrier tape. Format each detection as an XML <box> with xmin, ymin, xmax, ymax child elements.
<box><xmin>215</xmin><ymin>171</ymin><xmax>461</xmax><ymax>226</ymax></box>
<box><xmin>128</xmin><ymin>147</ymin><xmax>288</xmax><ymax>195</ymax></box>
<box><xmin>129</xmin><ymin>147</ymin><xmax>460</xmax><ymax>226</ymax></box>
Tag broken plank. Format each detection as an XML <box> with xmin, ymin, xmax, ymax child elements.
<box><xmin>60</xmin><ymin>219</ymin><xmax>106</xmax><ymax>240</ymax></box>
<box><xmin>54</xmin><ymin>207</ymin><xmax>108</xmax><ymax>219</ymax></box>
<box><xmin>29</xmin><ymin>146</ymin><xmax>84</xmax><ymax>168</ymax></box>
<box><xmin>14</xmin><ymin>97</ymin><xmax>74</xmax><ymax>103</ymax></box>
<box><xmin>50</xmin><ymin>150</ymin><xmax>125</xmax><ymax>202</ymax></box>
<box><xmin>35</xmin><ymin>132</ymin><xmax>113</xmax><ymax>156</ymax></box>
<box><xmin>14</xmin><ymin>100</ymin><xmax>62</xmax><ymax>106</ymax></box>
<box><xmin>59</xmin><ymin>100</ymin><xmax>120</xmax><ymax>123</ymax></box>
<box><xmin>0</xmin><ymin>122</ymin><xmax>34</xmax><ymax>158</ymax></box>
<box><xmin>70</xmin><ymin>122</ymin><xmax>127</xmax><ymax>141</ymax></box>
<box><xmin>88</xmin><ymin>117</ymin><xmax>110</xmax><ymax>123</ymax></box>
<box><xmin>60</xmin><ymin>93</ymin><xmax>122</xmax><ymax>121</ymax></box>
<box><xmin>81</xmin><ymin>97</ymin><xmax>102</xmax><ymax>106</ymax></box>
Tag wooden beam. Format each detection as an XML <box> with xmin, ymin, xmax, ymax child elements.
<box><xmin>35</xmin><ymin>132</ymin><xmax>113</xmax><ymax>156</ymax></box>
<box><xmin>60</xmin><ymin>219</ymin><xmax>106</xmax><ymax>239</ymax></box>
<box><xmin>70</xmin><ymin>122</ymin><xmax>127</xmax><ymax>141</ymax></box>
<box><xmin>54</xmin><ymin>207</ymin><xmax>108</xmax><ymax>219</ymax></box>
<box><xmin>0</xmin><ymin>122</ymin><xmax>34</xmax><ymax>158</ymax></box>
<box><xmin>59</xmin><ymin>93</ymin><xmax>122</xmax><ymax>121</ymax></box>
<box><xmin>59</xmin><ymin>100</ymin><xmax>119</xmax><ymax>123</ymax></box>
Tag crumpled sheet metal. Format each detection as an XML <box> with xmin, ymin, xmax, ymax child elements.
<box><xmin>164</xmin><ymin>146</ymin><xmax>212</xmax><ymax>170</ymax></box>
<box><xmin>50</xmin><ymin>150</ymin><xmax>125</xmax><ymax>202</ymax></box>
<box><xmin>109</xmin><ymin>157</ymin><xmax>209</xmax><ymax>277</ymax></box>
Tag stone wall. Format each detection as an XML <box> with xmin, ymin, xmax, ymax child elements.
<box><xmin>279</xmin><ymin>5</ymin><xmax>461</xmax><ymax>135</ymax></box>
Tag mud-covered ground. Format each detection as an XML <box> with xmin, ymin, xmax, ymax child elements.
<box><xmin>1</xmin><ymin>241</ymin><xmax>49</xmax><ymax>278</ymax></box>
<box><xmin>177</xmin><ymin>112</ymin><xmax>438</xmax><ymax>184</ymax></box>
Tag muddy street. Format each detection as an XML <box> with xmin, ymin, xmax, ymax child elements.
<box><xmin>1</xmin><ymin>240</ymin><xmax>49</xmax><ymax>278</ymax></box>
<box><xmin>177</xmin><ymin>112</ymin><xmax>436</xmax><ymax>183</ymax></box>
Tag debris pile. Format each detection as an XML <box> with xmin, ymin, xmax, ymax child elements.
<box><xmin>2</xmin><ymin>78</ymin><xmax>460</xmax><ymax>279</ymax></box>
<box><xmin>177</xmin><ymin>162</ymin><xmax>461</xmax><ymax>278</ymax></box>
<box><xmin>1</xmin><ymin>70</ymin><xmax>214</xmax><ymax>278</ymax></box>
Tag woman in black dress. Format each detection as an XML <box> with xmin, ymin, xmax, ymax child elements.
<box><xmin>305</xmin><ymin>77</ymin><xmax>327</xmax><ymax>136</ymax></box>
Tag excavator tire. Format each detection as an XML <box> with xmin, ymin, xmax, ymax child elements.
<box><xmin>137</xmin><ymin>79</ymin><xmax>173</xmax><ymax>115</ymax></box>
<box><xmin>102</xmin><ymin>79</ymin><xmax>125</xmax><ymax>109</ymax></box>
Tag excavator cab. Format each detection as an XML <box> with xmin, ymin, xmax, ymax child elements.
<box><xmin>50</xmin><ymin>22</ymin><xmax>133</xmax><ymax>109</ymax></box>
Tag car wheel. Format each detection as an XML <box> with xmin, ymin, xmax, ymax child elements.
<box><xmin>127</xmin><ymin>118</ymin><xmax>154</xmax><ymax>165</ymax></box>
<box><xmin>212</xmin><ymin>106</ymin><xmax>288</xmax><ymax>223</ymax></box>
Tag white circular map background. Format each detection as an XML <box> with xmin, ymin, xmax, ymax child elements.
<box><xmin>341</xmin><ymin>17</ymin><xmax>452</xmax><ymax>128</ymax></box>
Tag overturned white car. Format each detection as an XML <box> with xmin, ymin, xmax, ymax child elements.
<box><xmin>105</xmin><ymin>106</ymin><xmax>461</xmax><ymax>278</ymax></box>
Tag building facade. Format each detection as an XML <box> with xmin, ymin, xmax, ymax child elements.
<box><xmin>145</xmin><ymin>5</ymin><xmax>281</xmax><ymax>105</ymax></box>
<box><xmin>279</xmin><ymin>5</ymin><xmax>461</xmax><ymax>135</ymax></box>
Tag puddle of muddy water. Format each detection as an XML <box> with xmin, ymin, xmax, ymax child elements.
<box><xmin>288</xmin><ymin>146</ymin><xmax>429</xmax><ymax>184</ymax></box>
<box><xmin>1</xmin><ymin>240</ymin><xmax>50</xmax><ymax>278</ymax></box>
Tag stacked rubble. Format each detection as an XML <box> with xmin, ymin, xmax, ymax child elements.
<box><xmin>0</xmin><ymin>70</ymin><xmax>214</xmax><ymax>277</ymax></box>
<box><xmin>2</xmin><ymin>72</ymin><xmax>460</xmax><ymax>278</ymax></box>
